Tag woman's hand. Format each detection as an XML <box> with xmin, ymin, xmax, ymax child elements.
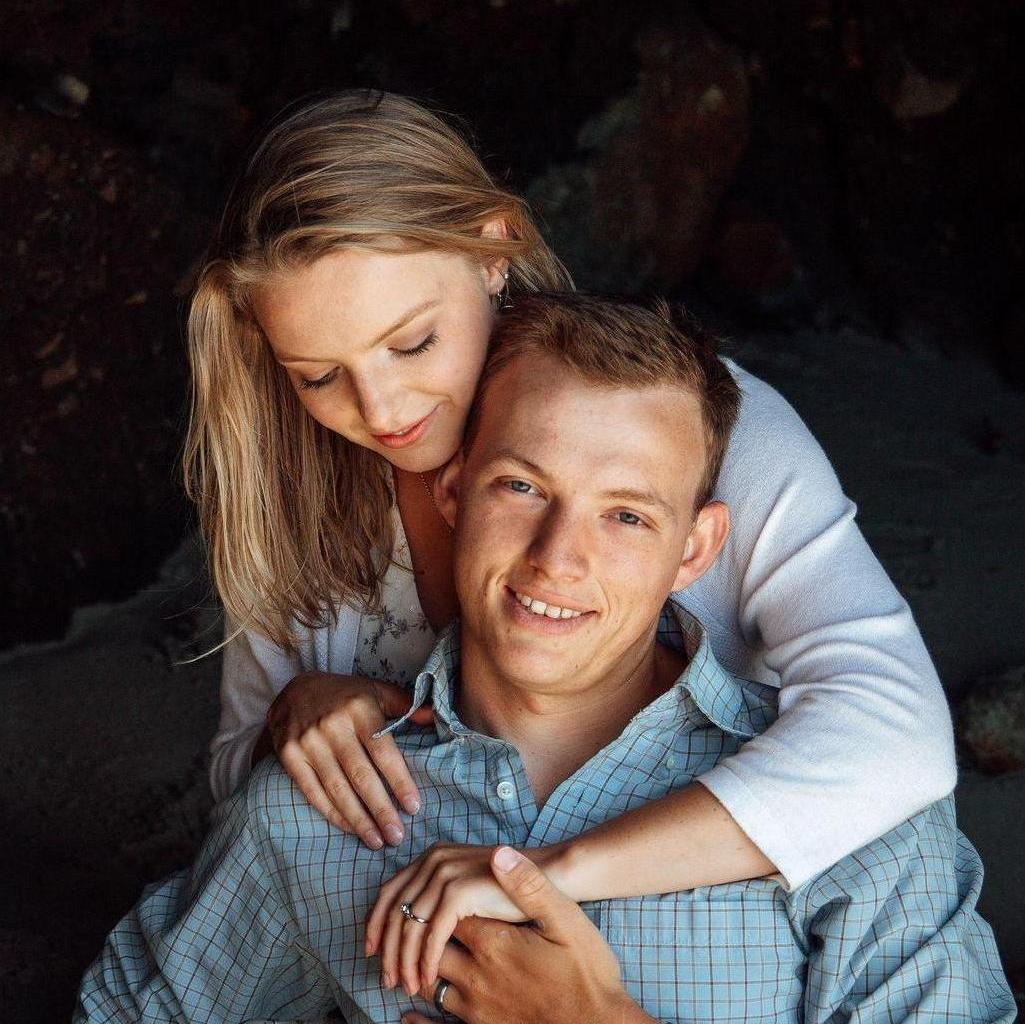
<box><xmin>267</xmin><ymin>671</ymin><xmax>433</xmax><ymax>849</ymax></box>
<box><xmin>365</xmin><ymin>842</ymin><xmax>563</xmax><ymax>995</ymax></box>
<box><xmin>401</xmin><ymin>847</ymin><xmax>649</xmax><ymax>1024</ymax></box>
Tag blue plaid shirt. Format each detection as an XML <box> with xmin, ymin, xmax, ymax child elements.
<box><xmin>76</xmin><ymin>605</ymin><xmax>1014</xmax><ymax>1023</ymax></box>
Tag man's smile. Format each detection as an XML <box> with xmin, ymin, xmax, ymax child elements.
<box><xmin>501</xmin><ymin>585</ymin><xmax>596</xmax><ymax>633</ymax></box>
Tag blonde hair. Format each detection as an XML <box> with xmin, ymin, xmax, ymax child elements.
<box><xmin>468</xmin><ymin>293</ymin><xmax>740</xmax><ymax>508</ymax></box>
<box><xmin>183</xmin><ymin>90</ymin><xmax>572</xmax><ymax>651</ymax></box>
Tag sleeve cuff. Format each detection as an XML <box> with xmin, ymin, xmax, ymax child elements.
<box><xmin>697</xmin><ymin>763</ymin><xmax>816</xmax><ymax>892</ymax></box>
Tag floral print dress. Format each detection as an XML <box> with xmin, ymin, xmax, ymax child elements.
<box><xmin>352</xmin><ymin>504</ymin><xmax>437</xmax><ymax>687</ymax></box>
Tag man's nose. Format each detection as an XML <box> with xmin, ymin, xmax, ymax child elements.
<box><xmin>527</xmin><ymin>506</ymin><xmax>589</xmax><ymax>582</ymax></box>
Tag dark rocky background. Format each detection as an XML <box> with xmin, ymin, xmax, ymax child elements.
<box><xmin>1</xmin><ymin>1</ymin><xmax>1023</xmax><ymax>1020</ymax></box>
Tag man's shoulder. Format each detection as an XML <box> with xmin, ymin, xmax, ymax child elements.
<box><xmin>243</xmin><ymin>756</ymin><xmax>339</xmax><ymax>839</ymax></box>
<box><xmin>795</xmin><ymin>795</ymin><xmax>966</xmax><ymax>910</ymax></box>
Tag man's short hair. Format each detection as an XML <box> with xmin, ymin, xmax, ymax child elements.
<box><xmin>465</xmin><ymin>293</ymin><xmax>741</xmax><ymax>508</ymax></box>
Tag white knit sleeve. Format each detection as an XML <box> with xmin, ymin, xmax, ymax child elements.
<box><xmin>691</xmin><ymin>362</ymin><xmax>957</xmax><ymax>889</ymax></box>
<box><xmin>208</xmin><ymin>616</ymin><xmax>302</xmax><ymax>804</ymax></box>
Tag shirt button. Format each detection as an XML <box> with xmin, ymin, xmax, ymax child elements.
<box><xmin>666</xmin><ymin>755</ymin><xmax>677</xmax><ymax>770</ymax></box>
<box><xmin>495</xmin><ymin>780</ymin><xmax>515</xmax><ymax>800</ymax></box>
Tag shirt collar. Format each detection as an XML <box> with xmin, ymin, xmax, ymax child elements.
<box><xmin>654</xmin><ymin>601</ymin><xmax>776</xmax><ymax>739</ymax></box>
<box><xmin>375</xmin><ymin>601</ymin><xmax>774</xmax><ymax>743</ymax></box>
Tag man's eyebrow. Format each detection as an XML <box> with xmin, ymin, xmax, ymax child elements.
<box><xmin>277</xmin><ymin>298</ymin><xmax>440</xmax><ymax>364</ymax></box>
<box><xmin>487</xmin><ymin>450</ymin><xmax>548</xmax><ymax>477</ymax></box>
<box><xmin>488</xmin><ymin>450</ymin><xmax>679</xmax><ymax>520</ymax></box>
<box><xmin>601</xmin><ymin>488</ymin><xmax>678</xmax><ymax>521</ymax></box>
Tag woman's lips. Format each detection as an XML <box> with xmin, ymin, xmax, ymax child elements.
<box><xmin>371</xmin><ymin>407</ymin><xmax>438</xmax><ymax>449</ymax></box>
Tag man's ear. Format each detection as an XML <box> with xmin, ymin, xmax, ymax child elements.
<box><xmin>434</xmin><ymin>451</ymin><xmax>465</xmax><ymax>530</ymax></box>
<box><xmin>671</xmin><ymin>501</ymin><xmax>730</xmax><ymax>593</ymax></box>
<box><xmin>481</xmin><ymin>218</ymin><xmax>509</xmax><ymax>296</ymax></box>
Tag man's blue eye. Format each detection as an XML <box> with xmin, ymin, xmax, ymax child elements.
<box><xmin>618</xmin><ymin>512</ymin><xmax>642</xmax><ymax>525</ymax></box>
<box><xmin>508</xmin><ymin>480</ymin><xmax>532</xmax><ymax>493</ymax></box>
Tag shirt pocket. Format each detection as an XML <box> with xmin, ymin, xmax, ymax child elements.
<box><xmin>597</xmin><ymin>881</ymin><xmax>806</xmax><ymax>1023</ymax></box>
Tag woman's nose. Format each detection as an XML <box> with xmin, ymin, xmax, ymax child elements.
<box><xmin>352</xmin><ymin>374</ymin><xmax>402</xmax><ymax>434</ymax></box>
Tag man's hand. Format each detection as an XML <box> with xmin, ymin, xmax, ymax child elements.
<box><xmin>400</xmin><ymin>847</ymin><xmax>654</xmax><ymax>1024</ymax></box>
<box><xmin>365</xmin><ymin>844</ymin><xmax>531</xmax><ymax>994</ymax></box>
<box><xmin>268</xmin><ymin>671</ymin><xmax>433</xmax><ymax>848</ymax></box>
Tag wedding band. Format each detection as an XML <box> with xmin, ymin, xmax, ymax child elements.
<box><xmin>400</xmin><ymin>901</ymin><xmax>430</xmax><ymax>925</ymax></box>
<box><xmin>434</xmin><ymin>978</ymin><xmax>451</xmax><ymax>1014</ymax></box>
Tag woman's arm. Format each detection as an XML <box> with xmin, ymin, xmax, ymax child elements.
<box><xmin>544</xmin><ymin>363</ymin><xmax>955</xmax><ymax>897</ymax></box>
<box><xmin>683</xmin><ymin>361</ymin><xmax>956</xmax><ymax>888</ymax></box>
<box><xmin>542</xmin><ymin>781</ymin><xmax>775</xmax><ymax>899</ymax></box>
<box><xmin>210</xmin><ymin>615</ymin><xmax>300</xmax><ymax>802</ymax></box>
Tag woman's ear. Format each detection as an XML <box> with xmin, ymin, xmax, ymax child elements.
<box><xmin>481</xmin><ymin>218</ymin><xmax>510</xmax><ymax>296</ymax></box>
<box><xmin>671</xmin><ymin>501</ymin><xmax>730</xmax><ymax>593</ymax></box>
<box><xmin>434</xmin><ymin>452</ymin><xmax>465</xmax><ymax>530</ymax></box>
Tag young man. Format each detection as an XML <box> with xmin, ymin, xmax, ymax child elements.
<box><xmin>76</xmin><ymin>295</ymin><xmax>1013</xmax><ymax>1024</ymax></box>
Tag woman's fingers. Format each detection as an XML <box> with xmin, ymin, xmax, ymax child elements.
<box><xmin>379</xmin><ymin>894</ymin><xmax>407</xmax><ymax>990</ymax></box>
<box><xmin>420</xmin><ymin>900</ymin><xmax>462</xmax><ymax>990</ymax></box>
<box><xmin>383</xmin><ymin>856</ymin><xmax>447</xmax><ymax>991</ymax></box>
<box><xmin>331</xmin><ymin>736</ymin><xmax>408</xmax><ymax>846</ymax></box>
<box><xmin>398</xmin><ymin>877</ymin><xmax>449</xmax><ymax>995</ymax></box>
<box><xmin>366</xmin><ymin>861</ymin><xmax>419</xmax><ymax>957</ymax></box>
<box><xmin>365</xmin><ymin>728</ymin><xmax>423</xmax><ymax>816</ymax></box>
<box><xmin>277</xmin><ymin>743</ymin><xmax>352</xmax><ymax>833</ymax></box>
<box><xmin>304</xmin><ymin>735</ymin><xmax>384</xmax><ymax>849</ymax></box>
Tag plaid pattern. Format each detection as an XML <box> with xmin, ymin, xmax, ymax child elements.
<box><xmin>76</xmin><ymin>604</ymin><xmax>1015</xmax><ymax>1023</ymax></box>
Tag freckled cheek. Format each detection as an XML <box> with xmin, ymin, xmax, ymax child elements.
<box><xmin>293</xmin><ymin>388</ymin><xmax>364</xmax><ymax>439</ymax></box>
<box><xmin>595</xmin><ymin>544</ymin><xmax>664</xmax><ymax>613</ymax></box>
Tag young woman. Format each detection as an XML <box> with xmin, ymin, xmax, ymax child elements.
<box><xmin>186</xmin><ymin>90</ymin><xmax>955</xmax><ymax>995</ymax></box>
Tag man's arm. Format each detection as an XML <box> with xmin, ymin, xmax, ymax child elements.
<box><xmin>74</xmin><ymin>762</ymin><xmax>335</xmax><ymax>1023</ymax></box>
<box><xmin>791</xmin><ymin>798</ymin><xmax>1015</xmax><ymax>1023</ymax></box>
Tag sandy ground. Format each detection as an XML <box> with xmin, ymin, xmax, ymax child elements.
<box><xmin>2</xmin><ymin>323</ymin><xmax>1023</xmax><ymax>1022</ymax></box>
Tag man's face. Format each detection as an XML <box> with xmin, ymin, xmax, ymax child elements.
<box><xmin>451</xmin><ymin>351</ymin><xmax>710</xmax><ymax>696</ymax></box>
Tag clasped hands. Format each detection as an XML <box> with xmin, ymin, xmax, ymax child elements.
<box><xmin>366</xmin><ymin>845</ymin><xmax>642</xmax><ymax>1024</ymax></box>
<box><xmin>266</xmin><ymin>673</ymin><xmax>645</xmax><ymax>1022</ymax></box>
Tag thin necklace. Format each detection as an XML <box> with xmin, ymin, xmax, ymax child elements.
<box><xmin>419</xmin><ymin>470</ymin><xmax>453</xmax><ymax>531</ymax></box>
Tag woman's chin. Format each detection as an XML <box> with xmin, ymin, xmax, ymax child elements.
<box><xmin>375</xmin><ymin>436</ymin><xmax>460</xmax><ymax>475</ymax></box>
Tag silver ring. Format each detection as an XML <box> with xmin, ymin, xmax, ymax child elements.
<box><xmin>399</xmin><ymin>901</ymin><xmax>429</xmax><ymax>925</ymax></box>
<box><xmin>434</xmin><ymin>978</ymin><xmax>451</xmax><ymax>1014</ymax></box>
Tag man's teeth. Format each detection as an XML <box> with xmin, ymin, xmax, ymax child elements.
<box><xmin>514</xmin><ymin>592</ymin><xmax>583</xmax><ymax>619</ymax></box>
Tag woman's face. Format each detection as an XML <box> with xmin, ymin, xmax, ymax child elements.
<box><xmin>251</xmin><ymin>246</ymin><xmax>502</xmax><ymax>472</ymax></box>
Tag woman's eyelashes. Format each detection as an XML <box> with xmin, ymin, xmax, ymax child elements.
<box><xmin>299</xmin><ymin>369</ymin><xmax>338</xmax><ymax>391</ymax></box>
<box><xmin>297</xmin><ymin>333</ymin><xmax>439</xmax><ymax>390</ymax></box>
<box><xmin>394</xmin><ymin>332</ymin><xmax>438</xmax><ymax>359</ymax></box>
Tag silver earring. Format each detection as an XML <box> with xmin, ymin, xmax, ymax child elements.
<box><xmin>495</xmin><ymin>270</ymin><xmax>512</xmax><ymax>311</ymax></box>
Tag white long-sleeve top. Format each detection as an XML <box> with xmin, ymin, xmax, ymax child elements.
<box><xmin>211</xmin><ymin>361</ymin><xmax>956</xmax><ymax>889</ymax></box>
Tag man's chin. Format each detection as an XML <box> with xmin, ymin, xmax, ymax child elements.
<box><xmin>487</xmin><ymin>647</ymin><xmax>583</xmax><ymax>694</ymax></box>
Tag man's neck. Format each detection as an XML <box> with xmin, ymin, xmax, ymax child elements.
<box><xmin>456</xmin><ymin>631</ymin><xmax>687</xmax><ymax>805</ymax></box>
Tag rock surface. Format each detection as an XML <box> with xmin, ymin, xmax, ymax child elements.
<box><xmin>958</xmin><ymin>667</ymin><xmax>1025</xmax><ymax>775</ymax></box>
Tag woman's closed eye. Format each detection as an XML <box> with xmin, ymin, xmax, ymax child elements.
<box><xmin>393</xmin><ymin>332</ymin><xmax>438</xmax><ymax>359</ymax></box>
<box><xmin>299</xmin><ymin>369</ymin><xmax>338</xmax><ymax>391</ymax></box>
<box><xmin>296</xmin><ymin>333</ymin><xmax>437</xmax><ymax>390</ymax></box>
